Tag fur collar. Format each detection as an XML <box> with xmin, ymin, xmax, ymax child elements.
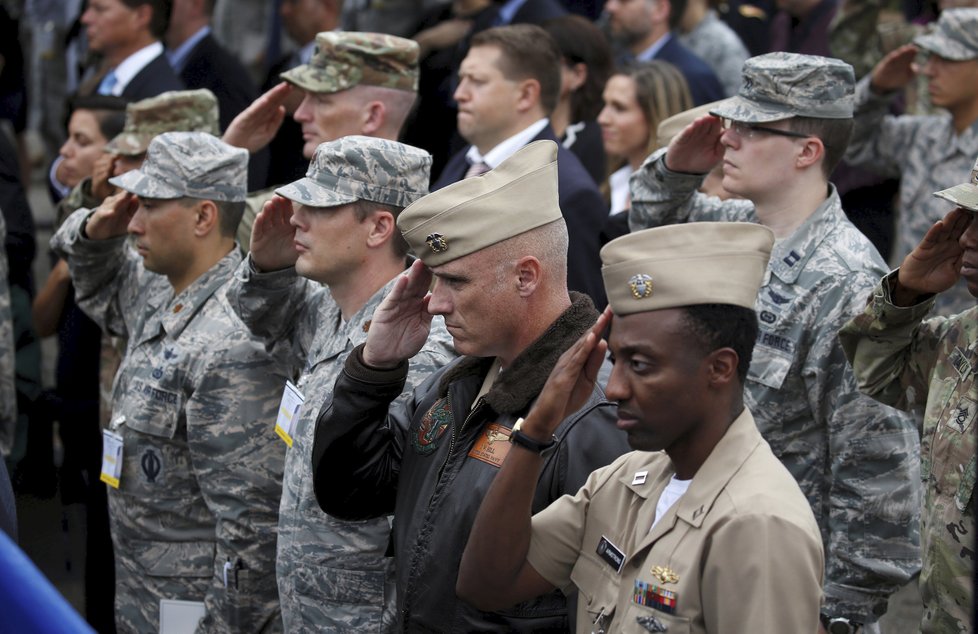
<box><xmin>437</xmin><ymin>293</ymin><xmax>598</xmax><ymax>415</ymax></box>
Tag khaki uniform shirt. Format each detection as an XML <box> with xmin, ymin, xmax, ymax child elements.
<box><xmin>527</xmin><ymin>409</ymin><xmax>824</xmax><ymax>634</ymax></box>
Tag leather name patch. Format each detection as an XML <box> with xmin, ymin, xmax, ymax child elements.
<box><xmin>467</xmin><ymin>423</ymin><xmax>512</xmax><ymax>468</ymax></box>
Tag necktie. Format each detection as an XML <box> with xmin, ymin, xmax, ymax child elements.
<box><xmin>464</xmin><ymin>160</ymin><xmax>490</xmax><ymax>179</ymax></box>
<box><xmin>98</xmin><ymin>70</ymin><xmax>118</xmax><ymax>95</ymax></box>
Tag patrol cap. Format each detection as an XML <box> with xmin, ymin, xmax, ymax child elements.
<box><xmin>601</xmin><ymin>223</ymin><xmax>774</xmax><ymax>316</ymax></box>
<box><xmin>656</xmin><ymin>101</ymin><xmax>723</xmax><ymax>148</ymax></box>
<box><xmin>709</xmin><ymin>53</ymin><xmax>855</xmax><ymax>123</ymax></box>
<box><xmin>280</xmin><ymin>31</ymin><xmax>419</xmax><ymax>95</ymax></box>
<box><xmin>109</xmin><ymin>131</ymin><xmax>248</xmax><ymax>202</ymax></box>
<box><xmin>934</xmin><ymin>154</ymin><xmax>978</xmax><ymax>212</ymax></box>
<box><xmin>914</xmin><ymin>8</ymin><xmax>978</xmax><ymax>61</ymax></box>
<box><xmin>275</xmin><ymin>136</ymin><xmax>431</xmax><ymax>208</ymax></box>
<box><xmin>105</xmin><ymin>89</ymin><xmax>221</xmax><ymax>156</ymax></box>
<box><xmin>398</xmin><ymin>140</ymin><xmax>563</xmax><ymax>267</ymax></box>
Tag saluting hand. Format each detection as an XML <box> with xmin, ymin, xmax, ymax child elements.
<box><xmin>250</xmin><ymin>196</ymin><xmax>299</xmax><ymax>272</ymax></box>
<box><xmin>362</xmin><ymin>259</ymin><xmax>435</xmax><ymax>368</ymax></box>
<box><xmin>870</xmin><ymin>44</ymin><xmax>919</xmax><ymax>94</ymax></box>
<box><xmin>90</xmin><ymin>153</ymin><xmax>118</xmax><ymax>203</ymax></box>
<box><xmin>223</xmin><ymin>82</ymin><xmax>293</xmax><ymax>154</ymax></box>
<box><xmin>664</xmin><ymin>115</ymin><xmax>725</xmax><ymax>175</ymax></box>
<box><xmin>894</xmin><ymin>207</ymin><xmax>970</xmax><ymax>305</ymax></box>
<box><xmin>84</xmin><ymin>191</ymin><xmax>138</xmax><ymax>241</ymax></box>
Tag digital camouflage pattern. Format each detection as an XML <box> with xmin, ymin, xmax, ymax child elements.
<box><xmin>629</xmin><ymin>149</ymin><xmax>922</xmax><ymax>623</ymax></box>
<box><xmin>678</xmin><ymin>11</ymin><xmax>749</xmax><ymax>98</ymax></box>
<box><xmin>935</xmin><ymin>152</ymin><xmax>978</xmax><ymax>212</ymax></box>
<box><xmin>708</xmin><ymin>52</ymin><xmax>855</xmax><ymax>123</ymax></box>
<box><xmin>0</xmin><ymin>216</ymin><xmax>15</xmax><ymax>455</ymax></box>
<box><xmin>829</xmin><ymin>0</ymin><xmax>918</xmax><ymax>80</ymax></box>
<box><xmin>56</xmin><ymin>177</ymin><xmax>103</xmax><ymax>229</ymax></box>
<box><xmin>276</xmin><ymin>136</ymin><xmax>431</xmax><ymax>209</ymax></box>
<box><xmin>51</xmin><ymin>209</ymin><xmax>287</xmax><ymax>633</ymax></box>
<box><xmin>280</xmin><ymin>31</ymin><xmax>420</xmax><ymax>95</ymax></box>
<box><xmin>227</xmin><ymin>260</ymin><xmax>454</xmax><ymax>632</ymax></box>
<box><xmin>845</xmin><ymin>74</ymin><xmax>978</xmax><ymax>315</ymax></box>
<box><xmin>105</xmin><ymin>89</ymin><xmax>220</xmax><ymax>156</ymax></box>
<box><xmin>914</xmin><ymin>8</ymin><xmax>978</xmax><ymax>61</ymax></box>
<box><xmin>110</xmin><ymin>132</ymin><xmax>248</xmax><ymax>203</ymax></box>
<box><xmin>840</xmin><ymin>273</ymin><xmax>976</xmax><ymax>633</ymax></box>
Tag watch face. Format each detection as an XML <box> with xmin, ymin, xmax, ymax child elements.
<box><xmin>827</xmin><ymin>619</ymin><xmax>854</xmax><ymax>634</ymax></box>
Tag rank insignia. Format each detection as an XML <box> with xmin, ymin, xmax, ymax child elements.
<box><xmin>426</xmin><ymin>233</ymin><xmax>449</xmax><ymax>254</ymax></box>
<box><xmin>636</xmin><ymin>615</ymin><xmax>668</xmax><ymax>632</ymax></box>
<box><xmin>651</xmin><ymin>565</ymin><xmax>679</xmax><ymax>584</ymax></box>
<box><xmin>628</xmin><ymin>274</ymin><xmax>653</xmax><ymax>299</ymax></box>
<box><xmin>634</xmin><ymin>579</ymin><xmax>677</xmax><ymax>615</ymax></box>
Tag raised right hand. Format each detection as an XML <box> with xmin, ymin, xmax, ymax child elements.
<box><xmin>664</xmin><ymin>115</ymin><xmax>725</xmax><ymax>175</ymax></box>
<box><xmin>362</xmin><ymin>259</ymin><xmax>435</xmax><ymax>368</ymax></box>
<box><xmin>250</xmin><ymin>196</ymin><xmax>299</xmax><ymax>272</ymax></box>
<box><xmin>90</xmin><ymin>153</ymin><xmax>118</xmax><ymax>203</ymax></box>
<box><xmin>895</xmin><ymin>207</ymin><xmax>970</xmax><ymax>304</ymax></box>
<box><xmin>870</xmin><ymin>44</ymin><xmax>918</xmax><ymax>94</ymax></box>
<box><xmin>223</xmin><ymin>82</ymin><xmax>294</xmax><ymax>154</ymax></box>
<box><xmin>84</xmin><ymin>191</ymin><xmax>138</xmax><ymax>241</ymax></box>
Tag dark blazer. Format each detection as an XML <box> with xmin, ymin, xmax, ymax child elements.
<box><xmin>179</xmin><ymin>34</ymin><xmax>257</xmax><ymax>132</ymax></box>
<box><xmin>652</xmin><ymin>36</ymin><xmax>725</xmax><ymax>107</ymax></box>
<box><xmin>261</xmin><ymin>54</ymin><xmax>309</xmax><ymax>188</ymax></box>
<box><xmin>434</xmin><ymin>125</ymin><xmax>608</xmax><ymax>308</ymax></box>
<box><xmin>120</xmin><ymin>52</ymin><xmax>184</xmax><ymax>101</ymax></box>
<box><xmin>562</xmin><ymin>119</ymin><xmax>605</xmax><ymax>186</ymax></box>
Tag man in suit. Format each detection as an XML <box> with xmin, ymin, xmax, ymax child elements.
<box><xmin>80</xmin><ymin>0</ymin><xmax>184</xmax><ymax>99</ymax></box>
<box><xmin>434</xmin><ymin>24</ymin><xmax>607</xmax><ymax>307</ymax></box>
<box><xmin>605</xmin><ymin>0</ymin><xmax>724</xmax><ymax>105</ymax></box>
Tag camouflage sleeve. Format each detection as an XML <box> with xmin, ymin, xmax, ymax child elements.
<box><xmin>185</xmin><ymin>334</ymin><xmax>287</xmax><ymax>633</ymax></box>
<box><xmin>808</xmin><ymin>269</ymin><xmax>921</xmax><ymax>619</ymax></box>
<box><xmin>829</xmin><ymin>0</ymin><xmax>885</xmax><ymax>79</ymax></box>
<box><xmin>49</xmin><ymin>206</ymin><xmax>149</xmax><ymax>338</ymax></box>
<box><xmin>839</xmin><ymin>271</ymin><xmax>945</xmax><ymax>416</ymax></box>
<box><xmin>844</xmin><ymin>75</ymin><xmax>916</xmax><ymax>179</ymax></box>
<box><xmin>55</xmin><ymin>178</ymin><xmax>101</xmax><ymax>230</ymax></box>
<box><xmin>0</xmin><ymin>217</ymin><xmax>16</xmax><ymax>455</ymax></box>
<box><xmin>628</xmin><ymin>149</ymin><xmax>758</xmax><ymax>231</ymax></box>
<box><xmin>226</xmin><ymin>255</ymin><xmax>322</xmax><ymax>362</ymax></box>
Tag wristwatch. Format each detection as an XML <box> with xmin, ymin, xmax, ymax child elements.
<box><xmin>820</xmin><ymin>615</ymin><xmax>861</xmax><ymax>634</ymax></box>
<box><xmin>509</xmin><ymin>429</ymin><xmax>557</xmax><ymax>455</ymax></box>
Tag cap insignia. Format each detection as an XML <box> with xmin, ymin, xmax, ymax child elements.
<box><xmin>426</xmin><ymin>233</ymin><xmax>449</xmax><ymax>254</ymax></box>
<box><xmin>628</xmin><ymin>274</ymin><xmax>654</xmax><ymax>299</ymax></box>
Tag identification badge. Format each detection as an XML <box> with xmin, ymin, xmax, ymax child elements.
<box><xmin>275</xmin><ymin>381</ymin><xmax>305</xmax><ymax>447</ymax></box>
<box><xmin>100</xmin><ymin>430</ymin><xmax>124</xmax><ymax>489</ymax></box>
<box><xmin>596</xmin><ymin>535</ymin><xmax>626</xmax><ymax>574</ymax></box>
<box><xmin>467</xmin><ymin>423</ymin><xmax>513</xmax><ymax>467</ymax></box>
<box><xmin>159</xmin><ymin>599</ymin><xmax>206</xmax><ymax>634</ymax></box>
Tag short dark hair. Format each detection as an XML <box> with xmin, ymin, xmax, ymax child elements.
<box><xmin>217</xmin><ymin>200</ymin><xmax>246</xmax><ymax>238</ymax></box>
<box><xmin>786</xmin><ymin>116</ymin><xmax>854</xmax><ymax>178</ymax></box>
<box><xmin>681</xmin><ymin>304</ymin><xmax>757</xmax><ymax>384</ymax></box>
<box><xmin>471</xmin><ymin>24</ymin><xmax>562</xmax><ymax>115</ymax></box>
<box><xmin>120</xmin><ymin>0</ymin><xmax>172</xmax><ymax>40</ymax></box>
<box><xmin>65</xmin><ymin>93</ymin><xmax>128</xmax><ymax>140</ymax></box>
<box><xmin>351</xmin><ymin>199</ymin><xmax>410</xmax><ymax>258</ymax></box>
<box><xmin>543</xmin><ymin>15</ymin><xmax>613</xmax><ymax>122</ymax></box>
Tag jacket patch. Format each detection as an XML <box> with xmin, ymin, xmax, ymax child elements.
<box><xmin>413</xmin><ymin>397</ymin><xmax>451</xmax><ymax>455</ymax></box>
<box><xmin>945</xmin><ymin>396</ymin><xmax>976</xmax><ymax>435</ymax></box>
<box><xmin>138</xmin><ymin>446</ymin><xmax>165</xmax><ymax>485</ymax></box>
<box><xmin>467</xmin><ymin>423</ymin><xmax>512</xmax><ymax>468</ymax></box>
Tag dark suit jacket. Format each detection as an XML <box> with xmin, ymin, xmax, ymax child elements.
<box><xmin>434</xmin><ymin>125</ymin><xmax>607</xmax><ymax>308</ymax></box>
<box><xmin>179</xmin><ymin>34</ymin><xmax>257</xmax><ymax>132</ymax></box>
<box><xmin>653</xmin><ymin>36</ymin><xmax>725</xmax><ymax>107</ymax></box>
<box><xmin>120</xmin><ymin>52</ymin><xmax>184</xmax><ymax>101</ymax></box>
<box><xmin>261</xmin><ymin>54</ymin><xmax>309</xmax><ymax>189</ymax></box>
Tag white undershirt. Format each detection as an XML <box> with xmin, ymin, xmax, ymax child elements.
<box><xmin>650</xmin><ymin>475</ymin><xmax>691</xmax><ymax>531</ymax></box>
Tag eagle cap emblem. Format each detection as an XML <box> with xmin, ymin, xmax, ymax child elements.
<box><xmin>426</xmin><ymin>232</ymin><xmax>449</xmax><ymax>253</ymax></box>
<box><xmin>628</xmin><ymin>273</ymin><xmax>654</xmax><ymax>299</ymax></box>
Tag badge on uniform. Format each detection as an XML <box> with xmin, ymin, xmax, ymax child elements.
<box><xmin>100</xmin><ymin>429</ymin><xmax>124</xmax><ymax>489</ymax></box>
<box><xmin>596</xmin><ymin>535</ymin><xmax>626</xmax><ymax>574</ymax></box>
<box><xmin>274</xmin><ymin>380</ymin><xmax>305</xmax><ymax>447</ymax></box>
<box><xmin>467</xmin><ymin>423</ymin><xmax>512</xmax><ymax>467</ymax></box>
<box><xmin>633</xmin><ymin>579</ymin><xmax>678</xmax><ymax>615</ymax></box>
<box><xmin>636</xmin><ymin>614</ymin><xmax>668</xmax><ymax>632</ymax></box>
<box><xmin>413</xmin><ymin>397</ymin><xmax>451</xmax><ymax>455</ymax></box>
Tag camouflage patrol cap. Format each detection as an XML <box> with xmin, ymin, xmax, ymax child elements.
<box><xmin>914</xmin><ymin>8</ymin><xmax>978</xmax><ymax>61</ymax></box>
<box><xmin>280</xmin><ymin>31</ymin><xmax>419</xmax><ymax>95</ymax></box>
<box><xmin>934</xmin><ymin>154</ymin><xmax>978</xmax><ymax>212</ymax></box>
<box><xmin>105</xmin><ymin>89</ymin><xmax>220</xmax><ymax>156</ymax></box>
<box><xmin>109</xmin><ymin>131</ymin><xmax>248</xmax><ymax>202</ymax></box>
<box><xmin>601</xmin><ymin>223</ymin><xmax>774</xmax><ymax>316</ymax></box>
<box><xmin>709</xmin><ymin>53</ymin><xmax>855</xmax><ymax>123</ymax></box>
<box><xmin>276</xmin><ymin>136</ymin><xmax>431</xmax><ymax>208</ymax></box>
<box><xmin>398</xmin><ymin>141</ymin><xmax>563</xmax><ymax>267</ymax></box>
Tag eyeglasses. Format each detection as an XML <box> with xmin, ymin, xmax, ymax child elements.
<box><xmin>719</xmin><ymin>118</ymin><xmax>812</xmax><ymax>141</ymax></box>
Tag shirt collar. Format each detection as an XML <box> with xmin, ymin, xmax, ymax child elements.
<box><xmin>109</xmin><ymin>41</ymin><xmax>164</xmax><ymax>96</ymax></box>
<box><xmin>166</xmin><ymin>26</ymin><xmax>210</xmax><ymax>73</ymax></box>
<box><xmin>768</xmin><ymin>184</ymin><xmax>844</xmax><ymax>284</ymax></box>
<box><xmin>465</xmin><ymin>118</ymin><xmax>550</xmax><ymax>169</ymax></box>
<box><xmin>159</xmin><ymin>247</ymin><xmax>242</xmax><ymax>338</ymax></box>
<box><xmin>635</xmin><ymin>33</ymin><xmax>671</xmax><ymax>62</ymax></box>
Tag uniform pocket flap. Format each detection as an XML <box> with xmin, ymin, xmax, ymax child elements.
<box><xmin>132</xmin><ymin>540</ymin><xmax>215</xmax><ymax>578</ymax></box>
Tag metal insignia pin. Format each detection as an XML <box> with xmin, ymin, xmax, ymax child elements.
<box><xmin>426</xmin><ymin>233</ymin><xmax>449</xmax><ymax>253</ymax></box>
<box><xmin>651</xmin><ymin>565</ymin><xmax>679</xmax><ymax>584</ymax></box>
<box><xmin>636</xmin><ymin>615</ymin><xmax>668</xmax><ymax>632</ymax></box>
<box><xmin>628</xmin><ymin>274</ymin><xmax>653</xmax><ymax>299</ymax></box>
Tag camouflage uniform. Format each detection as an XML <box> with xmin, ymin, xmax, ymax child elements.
<box><xmin>630</xmin><ymin>148</ymin><xmax>922</xmax><ymax>625</ymax></box>
<box><xmin>226</xmin><ymin>137</ymin><xmax>456</xmax><ymax>632</ymax></box>
<box><xmin>679</xmin><ymin>10</ymin><xmax>750</xmax><ymax>98</ymax></box>
<box><xmin>844</xmin><ymin>9</ymin><xmax>978</xmax><ymax>316</ymax></box>
<box><xmin>0</xmin><ymin>216</ymin><xmax>15</xmax><ymax>455</ymax></box>
<box><xmin>840</xmin><ymin>274</ymin><xmax>976</xmax><ymax>633</ymax></box>
<box><xmin>51</xmin><ymin>133</ymin><xmax>286</xmax><ymax>633</ymax></box>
